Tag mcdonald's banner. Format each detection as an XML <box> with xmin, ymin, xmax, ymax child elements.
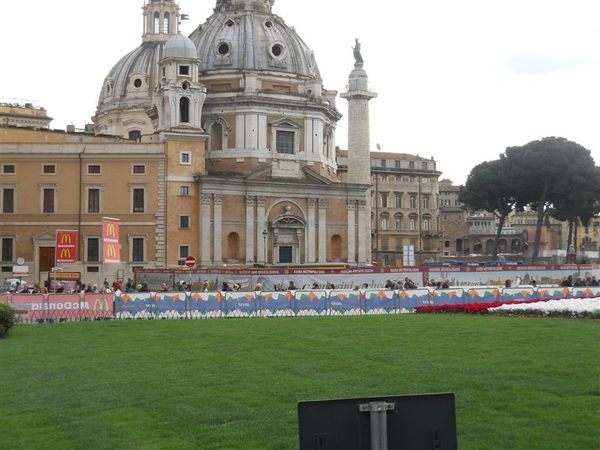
<box><xmin>364</xmin><ymin>290</ymin><xmax>396</xmax><ymax>314</ymax></box>
<box><xmin>296</xmin><ymin>290</ymin><xmax>328</xmax><ymax>316</ymax></box>
<box><xmin>259</xmin><ymin>291</ymin><xmax>295</xmax><ymax>317</ymax></box>
<box><xmin>224</xmin><ymin>292</ymin><xmax>257</xmax><ymax>318</ymax></box>
<box><xmin>103</xmin><ymin>218</ymin><xmax>120</xmax><ymax>264</ymax></box>
<box><xmin>82</xmin><ymin>294</ymin><xmax>114</xmax><ymax>320</ymax></box>
<box><xmin>56</xmin><ymin>231</ymin><xmax>78</xmax><ymax>263</ymax></box>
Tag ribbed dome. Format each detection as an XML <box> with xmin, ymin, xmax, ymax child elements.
<box><xmin>164</xmin><ymin>34</ymin><xmax>198</xmax><ymax>60</ymax></box>
<box><xmin>96</xmin><ymin>43</ymin><xmax>162</xmax><ymax>116</ymax></box>
<box><xmin>189</xmin><ymin>4</ymin><xmax>321</xmax><ymax>79</ymax></box>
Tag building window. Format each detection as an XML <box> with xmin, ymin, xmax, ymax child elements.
<box><xmin>276</xmin><ymin>130</ymin><xmax>295</xmax><ymax>154</ymax></box>
<box><xmin>2</xmin><ymin>164</ymin><xmax>15</xmax><ymax>174</ymax></box>
<box><xmin>153</xmin><ymin>12</ymin><xmax>160</xmax><ymax>34</ymax></box>
<box><xmin>423</xmin><ymin>195</ymin><xmax>430</xmax><ymax>209</ymax></box>
<box><xmin>180</xmin><ymin>97</ymin><xmax>190</xmax><ymax>123</ymax></box>
<box><xmin>133</xmin><ymin>188</ymin><xmax>145</xmax><ymax>213</ymax></box>
<box><xmin>380</xmin><ymin>213</ymin><xmax>389</xmax><ymax>231</ymax></box>
<box><xmin>380</xmin><ymin>160</ymin><xmax>387</xmax><ymax>168</ymax></box>
<box><xmin>180</xmin><ymin>216</ymin><xmax>190</xmax><ymax>229</ymax></box>
<box><xmin>395</xmin><ymin>193</ymin><xmax>402</xmax><ymax>209</ymax></box>
<box><xmin>395</xmin><ymin>160</ymin><xmax>401</xmax><ymax>168</ymax></box>
<box><xmin>42</xmin><ymin>164</ymin><xmax>56</xmax><ymax>174</ymax></box>
<box><xmin>163</xmin><ymin>12</ymin><xmax>170</xmax><ymax>34</ymax></box>
<box><xmin>422</xmin><ymin>162</ymin><xmax>428</xmax><ymax>170</ymax></box>
<box><xmin>423</xmin><ymin>215</ymin><xmax>431</xmax><ymax>232</ymax></box>
<box><xmin>408</xmin><ymin>161</ymin><xmax>414</xmax><ymax>169</ymax></box>
<box><xmin>409</xmin><ymin>215</ymin><xmax>417</xmax><ymax>231</ymax></box>
<box><xmin>87</xmin><ymin>164</ymin><xmax>102</xmax><ymax>175</ymax></box>
<box><xmin>1</xmin><ymin>238</ymin><xmax>14</xmax><ymax>262</ymax></box>
<box><xmin>2</xmin><ymin>188</ymin><xmax>14</xmax><ymax>214</ymax></box>
<box><xmin>409</xmin><ymin>194</ymin><xmax>417</xmax><ymax>209</ymax></box>
<box><xmin>87</xmin><ymin>188</ymin><xmax>101</xmax><ymax>214</ymax></box>
<box><xmin>179</xmin><ymin>65</ymin><xmax>190</xmax><ymax>76</ymax></box>
<box><xmin>128</xmin><ymin>130</ymin><xmax>142</xmax><ymax>142</ymax></box>
<box><xmin>409</xmin><ymin>176</ymin><xmax>416</xmax><ymax>183</ymax></box>
<box><xmin>179</xmin><ymin>185</ymin><xmax>190</xmax><ymax>197</ymax></box>
<box><xmin>43</xmin><ymin>188</ymin><xmax>55</xmax><ymax>213</ymax></box>
<box><xmin>87</xmin><ymin>237</ymin><xmax>100</xmax><ymax>262</ymax></box>
<box><xmin>210</xmin><ymin>122</ymin><xmax>224</xmax><ymax>151</ymax></box>
<box><xmin>132</xmin><ymin>164</ymin><xmax>146</xmax><ymax>175</ymax></box>
<box><xmin>132</xmin><ymin>237</ymin><xmax>145</xmax><ymax>262</ymax></box>
<box><xmin>395</xmin><ymin>213</ymin><xmax>403</xmax><ymax>230</ymax></box>
<box><xmin>180</xmin><ymin>152</ymin><xmax>191</xmax><ymax>165</ymax></box>
<box><xmin>380</xmin><ymin>192</ymin><xmax>388</xmax><ymax>208</ymax></box>
<box><xmin>179</xmin><ymin>245</ymin><xmax>190</xmax><ymax>259</ymax></box>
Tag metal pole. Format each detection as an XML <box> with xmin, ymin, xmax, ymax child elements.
<box><xmin>359</xmin><ymin>401</ymin><xmax>395</xmax><ymax>450</ymax></box>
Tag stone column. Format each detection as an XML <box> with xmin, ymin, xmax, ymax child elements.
<box><xmin>245</xmin><ymin>196</ymin><xmax>255</xmax><ymax>264</ymax></box>
<box><xmin>347</xmin><ymin>200</ymin><xmax>356</xmax><ymax>264</ymax></box>
<box><xmin>318</xmin><ymin>199</ymin><xmax>327</xmax><ymax>263</ymax></box>
<box><xmin>256</xmin><ymin>197</ymin><xmax>266</xmax><ymax>263</ymax></box>
<box><xmin>358</xmin><ymin>200</ymin><xmax>368</xmax><ymax>264</ymax></box>
<box><xmin>200</xmin><ymin>194</ymin><xmax>212</xmax><ymax>265</ymax></box>
<box><xmin>307</xmin><ymin>198</ymin><xmax>317</xmax><ymax>263</ymax></box>
<box><xmin>213</xmin><ymin>194</ymin><xmax>223</xmax><ymax>264</ymax></box>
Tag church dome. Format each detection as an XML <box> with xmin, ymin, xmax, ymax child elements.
<box><xmin>190</xmin><ymin>0</ymin><xmax>321</xmax><ymax>79</ymax></box>
<box><xmin>164</xmin><ymin>33</ymin><xmax>198</xmax><ymax>60</ymax></box>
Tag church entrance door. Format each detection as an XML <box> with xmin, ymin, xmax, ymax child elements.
<box><xmin>279</xmin><ymin>246</ymin><xmax>293</xmax><ymax>264</ymax></box>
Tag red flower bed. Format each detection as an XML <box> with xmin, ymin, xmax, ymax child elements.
<box><xmin>416</xmin><ymin>299</ymin><xmax>548</xmax><ymax>314</ymax></box>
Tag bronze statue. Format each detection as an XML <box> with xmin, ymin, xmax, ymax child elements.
<box><xmin>353</xmin><ymin>38</ymin><xmax>364</xmax><ymax>65</ymax></box>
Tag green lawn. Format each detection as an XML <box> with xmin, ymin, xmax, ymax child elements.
<box><xmin>0</xmin><ymin>315</ymin><xmax>598</xmax><ymax>449</ymax></box>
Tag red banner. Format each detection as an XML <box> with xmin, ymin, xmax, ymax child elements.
<box><xmin>103</xmin><ymin>218</ymin><xmax>120</xmax><ymax>264</ymax></box>
<box><xmin>56</xmin><ymin>231</ymin><xmax>78</xmax><ymax>263</ymax></box>
<box><xmin>9</xmin><ymin>294</ymin><xmax>114</xmax><ymax>322</ymax></box>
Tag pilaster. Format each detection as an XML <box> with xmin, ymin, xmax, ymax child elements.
<box><xmin>307</xmin><ymin>198</ymin><xmax>317</xmax><ymax>263</ymax></box>
<box><xmin>347</xmin><ymin>200</ymin><xmax>356</xmax><ymax>264</ymax></box>
<box><xmin>213</xmin><ymin>194</ymin><xmax>223</xmax><ymax>264</ymax></box>
<box><xmin>318</xmin><ymin>199</ymin><xmax>327</xmax><ymax>263</ymax></box>
<box><xmin>256</xmin><ymin>197</ymin><xmax>266</xmax><ymax>263</ymax></box>
<box><xmin>245</xmin><ymin>196</ymin><xmax>255</xmax><ymax>264</ymax></box>
<box><xmin>200</xmin><ymin>194</ymin><xmax>212</xmax><ymax>265</ymax></box>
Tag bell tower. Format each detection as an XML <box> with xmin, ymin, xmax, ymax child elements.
<box><xmin>143</xmin><ymin>0</ymin><xmax>180</xmax><ymax>43</ymax></box>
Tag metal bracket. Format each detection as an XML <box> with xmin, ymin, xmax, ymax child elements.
<box><xmin>358</xmin><ymin>401</ymin><xmax>395</xmax><ymax>450</ymax></box>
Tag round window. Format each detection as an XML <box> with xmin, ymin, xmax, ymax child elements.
<box><xmin>182</xmin><ymin>81</ymin><xmax>190</xmax><ymax>91</ymax></box>
<box><xmin>133</xmin><ymin>78</ymin><xmax>143</xmax><ymax>88</ymax></box>
<box><xmin>218</xmin><ymin>43</ymin><xmax>230</xmax><ymax>55</ymax></box>
<box><xmin>225</xmin><ymin>19</ymin><xmax>235</xmax><ymax>27</ymax></box>
<box><xmin>271</xmin><ymin>44</ymin><xmax>283</xmax><ymax>57</ymax></box>
<box><xmin>265</xmin><ymin>21</ymin><xmax>273</xmax><ymax>28</ymax></box>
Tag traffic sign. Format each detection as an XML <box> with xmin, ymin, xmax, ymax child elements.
<box><xmin>185</xmin><ymin>256</ymin><xmax>196</xmax><ymax>268</ymax></box>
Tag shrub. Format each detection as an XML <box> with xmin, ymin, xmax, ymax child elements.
<box><xmin>0</xmin><ymin>303</ymin><xmax>17</xmax><ymax>337</ymax></box>
<box><xmin>590</xmin><ymin>310</ymin><xmax>600</xmax><ymax>320</ymax></box>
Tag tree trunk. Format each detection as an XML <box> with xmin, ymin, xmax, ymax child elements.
<box><xmin>567</xmin><ymin>219</ymin><xmax>574</xmax><ymax>252</ymax></box>
<box><xmin>574</xmin><ymin>220</ymin><xmax>579</xmax><ymax>262</ymax></box>
<box><xmin>532</xmin><ymin>186</ymin><xmax>548</xmax><ymax>263</ymax></box>
<box><xmin>492</xmin><ymin>214</ymin><xmax>507</xmax><ymax>261</ymax></box>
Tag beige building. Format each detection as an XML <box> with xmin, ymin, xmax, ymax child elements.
<box><xmin>0</xmin><ymin>103</ymin><xmax>52</xmax><ymax>129</ymax></box>
<box><xmin>1</xmin><ymin>0</ymin><xmax>377</xmax><ymax>285</ymax></box>
<box><xmin>338</xmin><ymin>150</ymin><xmax>442</xmax><ymax>266</ymax></box>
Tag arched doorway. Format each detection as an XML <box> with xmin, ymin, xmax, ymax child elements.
<box><xmin>331</xmin><ymin>235</ymin><xmax>342</xmax><ymax>261</ymax></box>
<box><xmin>271</xmin><ymin>216</ymin><xmax>305</xmax><ymax>264</ymax></box>
<box><xmin>226</xmin><ymin>232</ymin><xmax>240</xmax><ymax>261</ymax></box>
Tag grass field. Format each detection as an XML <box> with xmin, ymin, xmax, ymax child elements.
<box><xmin>0</xmin><ymin>315</ymin><xmax>598</xmax><ymax>449</ymax></box>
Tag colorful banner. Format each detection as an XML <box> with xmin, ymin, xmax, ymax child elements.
<box><xmin>103</xmin><ymin>218</ymin><xmax>120</xmax><ymax>264</ymax></box>
<box><xmin>364</xmin><ymin>290</ymin><xmax>396</xmax><ymax>314</ymax></box>
<box><xmin>466</xmin><ymin>288</ymin><xmax>502</xmax><ymax>304</ymax></box>
<box><xmin>224</xmin><ymin>292</ymin><xmax>257</xmax><ymax>318</ymax></box>
<box><xmin>571</xmin><ymin>287</ymin><xmax>600</xmax><ymax>298</ymax></box>
<box><xmin>55</xmin><ymin>230</ymin><xmax>78</xmax><ymax>264</ymax></box>
<box><xmin>259</xmin><ymin>291</ymin><xmax>295</xmax><ymax>317</ymax></box>
<box><xmin>329</xmin><ymin>290</ymin><xmax>362</xmax><ymax>316</ymax></box>
<box><xmin>537</xmin><ymin>287</ymin><xmax>572</xmax><ymax>301</ymax></box>
<box><xmin>189</xmin><ymin>292</ymin><xmax>223</xmax><ymax>318</ymax></box>
<box><xmin>296</xmin><ymin>290</ymin><xmax>328</xmax><ymax>316</ymax></box>
<box><xmin>501</xmin><ymin>288</ymin><xmax>536</xmax><ymax>302</ymax></box>
<box><xmin>430</xmin><ymin>289</ymin><xmax>465</xmax><ymax>306</ymax></box>
<box><xmin>398</xmin><ymin>289</ymin><xmax>433</xmax><ymax>310</ymax></box>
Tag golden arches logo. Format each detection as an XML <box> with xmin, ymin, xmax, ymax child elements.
<box><xmin>106</xmin><ymin>244</ymin><xmax>117</xmax><ymax>259</ymax></box>
<box><xmin>105</xmin><ymin>223</ymin><xmax>117</xmax><ymax>238</ymax></box>
<box><xmin>60</xmin><ymin>248</ymin><xmax>72</xmax><ymax>259</ymax></box>
<box><xmin>93</xmin><ymin>297</ymin><xmax>110</xmax><ymax>312</ymax></box>
<box><xmin>60</xmin><ymin>234</ymin><xmax>72</xmax><ymax>244</ymax></box>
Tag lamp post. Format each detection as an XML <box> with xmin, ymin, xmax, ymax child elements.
<box><xmin>262</xmin><ymin>230</ymin><xmax>268</xmax><ymax>264</ymax></box>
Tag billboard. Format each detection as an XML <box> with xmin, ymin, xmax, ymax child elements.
<box><xmin>55</xmin><ymin>231</ymin><xmax>78</xmax><ymax>264</ymax></box>
<box><xmin>103</xmin><ymin>218</ymin><xmax>120</xmax><ymax>264</ymax></box>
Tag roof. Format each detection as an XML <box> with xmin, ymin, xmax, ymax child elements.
<box><xmin>336</xmin><ymin>148</ymin><xmax>432</xmax><ymax>161</ymax></box>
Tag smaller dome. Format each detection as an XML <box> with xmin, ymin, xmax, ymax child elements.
<box><xmin>164</xmin><ymin>34</ymin><xmax>198</xmax><ymax>59</ymax></box>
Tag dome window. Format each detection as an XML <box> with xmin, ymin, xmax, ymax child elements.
<box><xmin>218</xmin><ymin>42</ymin><xmax>230</xmax><ymax>56</ymax></box>
<box><xmin>182</xmin><ymin>81</ymin><xmax>190</xmax><ymax>91</ymax></box>
<box><xmin>163</xmin><ymin>12</ymin><xmax>171</xmax><ymax>34</ymax></box>
<box><xmin>225</xmin><ymin>19</ymin><xmax>235</xmax><ymax>27</ymax></box>
<box><xmin>265</xmin><ymin>20</ymin><xmax>273</xmax><ymax>28</ymax></box>
<box><xmin>133</xmin><ymin>78</ymin><xmax>143</xmax><ymax>88</ymax></box>
<box><xmin>179</xmin><ymin>97</ymin><xmax>190</xmax><ymax>123</ymax></box>
<box><xmin>179</xmin><ymin>65</ymin><xmax>190</xmax><ymax>76</ymax></box>
<box><xmin>153</xmin><ymin>12</ymin><xmax>160</xmax><ymax>34</ymax></box>
<box><xmin>270</xmin><ymin>43</ymin><xmax>286</xmax><ymax>59</ymax></box>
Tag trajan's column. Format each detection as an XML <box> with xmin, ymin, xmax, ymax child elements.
<box><xmin>341</xmin><ymin>39</ymin><xmax>377</xmax><ymax>264</ymax></box>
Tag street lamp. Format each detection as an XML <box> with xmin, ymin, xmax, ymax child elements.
<box><xmin>262</xmin><ymin>230</ymin><xmax>268</xmax><ymax>264</ymax></box>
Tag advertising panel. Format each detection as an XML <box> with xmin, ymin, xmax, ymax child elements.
<box><xmin>296</xmin><ymin>290</ymin><xmax>328</xmax><ymax>316</ymax></box>
<box><xmin>329</xmin><ymin>290</ymin><xmax>362</xmax><ymax>316</ymax></box>
<box><xmin>189</xmin><ymin>292</ymin><xmax>223</xmax><ymax>318</ymax></box>
<box><xmin>363</xmin><ymin>290</ymin><xmax>396</xmax><ymax>314</ymax></box>
<box><xmin>103</xmin><ymin>218</ymin><xmax>121</xmax><ymax>264</ymax></box>
<box><xmin>224</xmin><ymin>292</ymin><xmax>257</xmax><ymax>318</ymax></box>
<box><xmin>55</xmin><ymin>231</ymin><xmax>78</xmax><ymax>264</ymax></box>
<box><xmin>259</xmin><ymin>291</ymin><xmax>295</xmax><ymax>317</ymax></box>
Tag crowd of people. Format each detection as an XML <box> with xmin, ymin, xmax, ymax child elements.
<box><xmin>559</xmin><ymin>275</ymin><xmax>599</xmax><ymax>287</ymax></box>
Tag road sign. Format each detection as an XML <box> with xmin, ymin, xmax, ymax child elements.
<box><xmin>185</xmin><ymin>256</ymin><xmax>196</xmax><ymax>268</ymax></box>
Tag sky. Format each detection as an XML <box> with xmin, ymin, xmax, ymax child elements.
<box><xmin>2</xmin><ymin>0</ymin><xmax>599</xmax><ymax>184</ymax></box>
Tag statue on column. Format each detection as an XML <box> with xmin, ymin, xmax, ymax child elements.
<box><xmin>353</xmin><ymin>38</ymin><xmax>364</xmax><ymax>66</ymax></box>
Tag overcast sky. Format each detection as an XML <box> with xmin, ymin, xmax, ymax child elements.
<box><xmin>2</xmin><ymin>0</ymin><xmax>598</xmax><ymax>184</ymax></box>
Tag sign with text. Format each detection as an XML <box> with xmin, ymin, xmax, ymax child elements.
<box><xmin>103</xmin><ymin>218</ymin><xmax>121</xmax><ymax>264</ymax></box>
<box><xmin>56</xmin><ymin>230</ymin><xmax>78</xmax><ymax>263</ymax></box>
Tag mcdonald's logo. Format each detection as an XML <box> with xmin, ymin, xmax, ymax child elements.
<box><xmin>60</xmin><ymin>234</ymin><xmax>72</xmax><ymax>244</ymax></box>
<box><xmin>106</xmin><ymin>244</ymin><xmax>117</xmax><ymax>259</ymax></box>
<box><xmin>93</xmin><ymin>297</ymin><xmax>110</xmax><ymax>312</ymax></box>
<box><xmin>105</xmin><ymin>223</ymin><xmax>116</xmax><ymax>238</ymax></box>
<box><xmin>60</xmin><ymin>249</ymin><xmax>72</xmax><ymax>259</ymax></box>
